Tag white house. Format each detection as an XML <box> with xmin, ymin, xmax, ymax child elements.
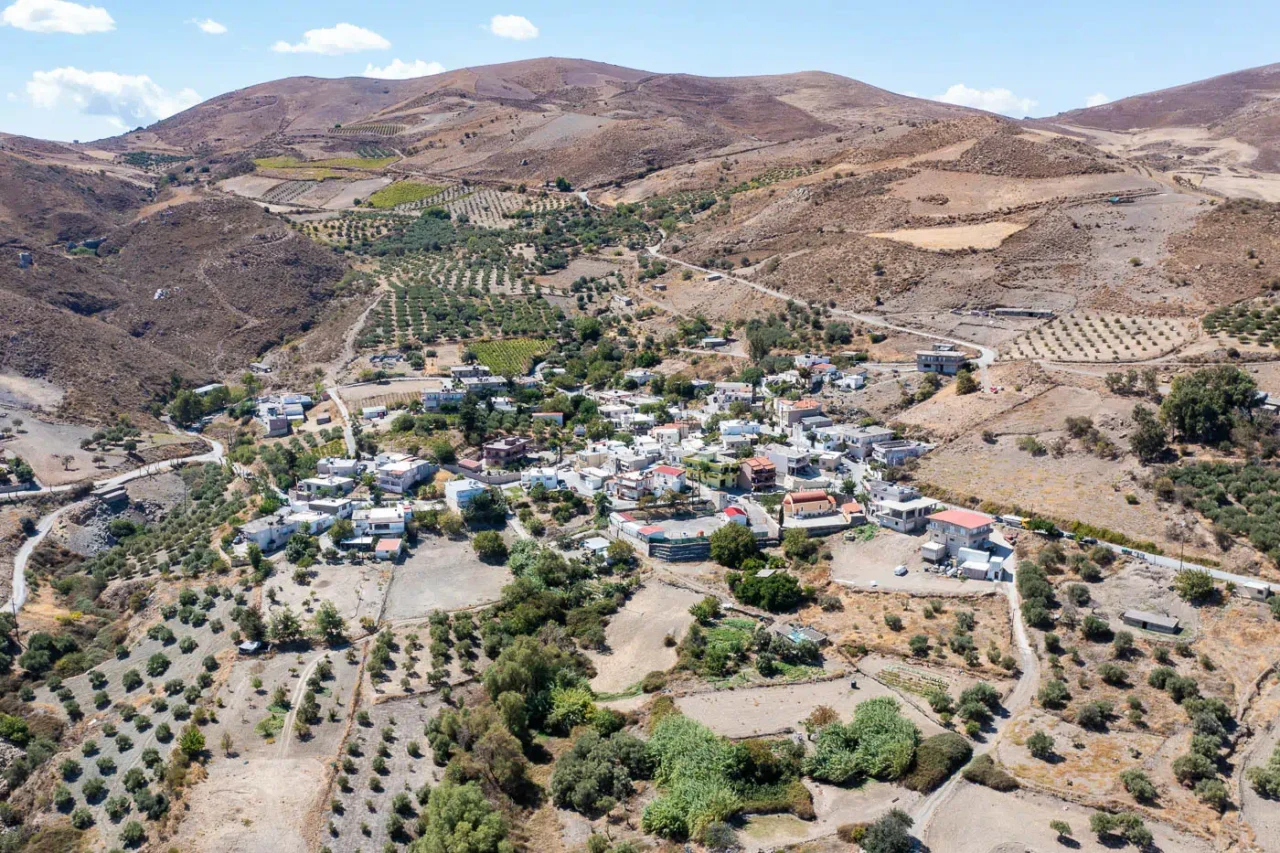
<box><xmin>649</xmin><ymin>465</ymin><xmax>687</xmax><ymax>496</ymax></box>
<box><xmin>376</xmin><ymin>457</ymin><xmax>435</xmax><ymax>494</ymax></box>
<box><xmin>362</xmin><ymin>405</ymin><xmax>387</xmax><ymax>420</ymax></box>
<box><xmin>299</xmin><ymin>475</ymin><xmax>355</xmax><ymax>497</ymax></box>
<box><xmin>317</xmin><ymin>457</ymin><xmax>360</xmax><ymax>478</ymax></box>
<box><xmin>720</xmin><ymin>419</ymin><xmax>762</xmax><ymax>436</ymax></box>
<box><xmin>624</xmin><ymin>368</ymin><xmax>655</xmax><ymax>385</ymax></box>
<box><xmin>351</xmin><ymin>507</ymin><xmax>407</xmax><ymax>537</ymax></box>
<box><xmin>521</xmin><ymin>467</ymin><xmax>560</xmax><ymax>491</ymax></box>
<box><xmin>445</xmin><ymin>479</ymin><xmax>487</xmax><ymax>512</ymax></box>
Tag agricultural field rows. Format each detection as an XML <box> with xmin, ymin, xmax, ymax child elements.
<box><xmin>328</xmin><ymin>124</ymin><xmax>405</xmax><ymax>137</ymax></box>
<box><xmin>261</xmin><ymin>180</ymin><xmax>316</xmax><ymax>205</ymax></box>
<box><xmin>1202</xmin><ymin>298</ymin><xmax>1280</xmax><ymax>349</ymax></box>
<box><xmin>369</xmin><ymin>182</ymin><xmax>444</xmax><ymax>210</ymax></box>
<box><xmin>1001</xmin><ymin>313</ymin><xmax>1193</xmax><ymax>362</ymax></box>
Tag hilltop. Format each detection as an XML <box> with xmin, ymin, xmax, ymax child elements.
<box><xmin>106</xmin><ymin>57</ymin><xmax>982</xmax><ymax>188</ymax></box>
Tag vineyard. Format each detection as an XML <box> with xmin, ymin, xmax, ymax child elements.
<box><xmin>356</xmin><ymin>144</ymin><xmax>396</xmax><ymax>159</ymax></box>
<box><xmin>254</xmin><ymin>155</ymin><xmax>397</xmax><ymax>171</ymax></box>
<box><xmin>368</xmin><ymin>181</ymin><xmax>444</xmax><ymax>209</ymax></box>
<box><xmin>261</xmin><ymin>180</ymin><xmax>316</xmax><ymax>205</ymax></box>
<box><xmin>329</xmin><ymin>123</ymin><xmax>405</xmax><ymax>137</ymax></box>
<box><xmin>469</xmin><ymin>338</ymin><xmax>554</xmax><ymax>376</ymax></box>
<box><xmin>877</xmin><ymin>663</ymin><xmax>950</xmax><ymax>698</ymax></box>
<box><xmin>393</xmin><ymin>183</ymin><xmax>472</xmax><ymax>212</ymax></box>
<box><xmin>1203</xmin><ymin>299</ymin><xmax>1280</xmax><ymax>349</ymax></box>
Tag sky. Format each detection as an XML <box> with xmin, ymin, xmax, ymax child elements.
<box><xmin>2</xmin><ymin>0</ymin><xmax>1278</xmax><ymax>142</ymax></box>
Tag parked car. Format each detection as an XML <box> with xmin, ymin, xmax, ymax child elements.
<box><xmin>893</xmin><ymin>565</ymin><xmax>908</xmax><ymax>577</ymax></box>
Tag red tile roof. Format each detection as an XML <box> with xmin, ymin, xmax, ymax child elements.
<box><xmin>742</xmin><ymin>456</ymin><xmax>775</xmax><ymax>471</ymax></box>
<box><xmin>785</xmin><ymin>490</ymin><xmax>832</xmax><ymax>504</ymax></box>
<box><xmin>724</xmin><ymin>506</ymin><xmax>747</xmax><ymax>517</ymax></box>
<box><xmin>928</xmin><ymin>508</ymin><xmax>993</xmax><ymax>530</ymax></box>
<box><xmin>652</xmin><ymin>465</ymin><xmax>685</xmax><ymax>476</ymax></box>
<box><xmin>841</xmin><ymin>501</ymin><xmax>863</xmax><ymax>514</ymax></box>
<box><xmin>375</xmin><ymin>538</ymin><xmax>403</xmax><ymax>551</ymax></box>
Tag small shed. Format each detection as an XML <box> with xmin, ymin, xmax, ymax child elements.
<box><xmin>1243</xmin><ymin>581</ymin><xmax>1272</xmax><ymax>601</ymax></box>
<box><xmin>921</xmin><ymin>541</ymin><xmax>947</xmax><ymax>564</ymax></box>
<box><xmin>374</xmin><ymin>538</ymin><xmax>404</xmax><ymax>560</ymax></box>
<box><xmin>1121</xmin><ymin>610</ymin><xmax>1180</xmax><ymax>634</ymax></box>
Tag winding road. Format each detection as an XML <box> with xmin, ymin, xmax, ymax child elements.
<box><xmin>4</xmin><ymin>432</ymin><xmax>225</xmax><ymax>614</ymax></box>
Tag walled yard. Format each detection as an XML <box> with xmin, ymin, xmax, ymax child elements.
<box><xmin>923</xmin><ymin>782</ymin><xmax>1214</xmax><ymax>853</ymax></box>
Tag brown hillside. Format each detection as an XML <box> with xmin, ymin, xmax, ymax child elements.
<box><xmin>1050</xmin><ymin>62</ymin><xmax>1280</xmax><ymax>172</ymax></box>
<box><xmin>105</xmin><ymin>58</ymin><xmax>983</xmax><ymax>187</ymax></box>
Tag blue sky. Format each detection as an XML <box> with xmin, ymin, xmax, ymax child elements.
<box><xmin>2</xmin><ymin>0</ymin><xmax>1277</xmax><ymax>142</ymax></box>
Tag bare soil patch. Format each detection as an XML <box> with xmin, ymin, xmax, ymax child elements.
<box><xmin>870</xmin><ymin>221</ymin><xmax>1028</xmax><ymax>251</ymax></box>
<box><xmin>587</xmin><ymin>581</ymin><xmax>700</xmax><ymax>693</ymax></box>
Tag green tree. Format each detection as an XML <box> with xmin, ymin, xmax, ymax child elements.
<box><xmin>1174</xmin><ymin>569</ymin><xmax>1216</xmax><ymax>603</ymax></box>
<box><xmin>709</xmin><ymin>523</ymin><xmax>758</xmax><ymax>569</ymax></box>
<box><xmin>313</xmin><ymin>599</ymin><xmax>347</xmax><ymax>644</ymax></box>
<box><xmin>178</xmin><ymin>724</ymin><xmax>205</xmax><ymax>758</ymax></box>
<box><xmin>472</xmin><ymin>530</ymin><xmax>508</xmax><ymax>562</ymax></box>
<box><xmin>1160</xmin><ymin>365</ymin><xmax>1257</xmax><ymax>443</ymax></box>
<box><xmin>954</xmin><ymin>369</ymin><xmax>979</xmax><ymax>396</ymax></box>
<box><xmin>1026</xmin><ymin>730</ymin><xmax>1055</xmax><ymax>760</ymax></box>
<box><xmin>409</xmin><ymin>779</ymin><xmax>513</xmax><ymax>853</ymax></box>
<box><xmin>1129</xmin><ymin>404</ymin><xmax>1167</xmax><ymax>462</ymax></box>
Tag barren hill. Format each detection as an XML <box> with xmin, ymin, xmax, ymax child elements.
<box><xmin>107</xmin><ymin>57</ymin><xmax>982</xmax><ymax>187</ymax></box>
<box><xmin>0</xmin><ymin>156</ymin><xmax>347</xmax><ymax>418</ymax></box>
<box><xmin>1045</xmin><ymin>62</ymin><xmax>1280</xmax><ymax>190</ymax></box>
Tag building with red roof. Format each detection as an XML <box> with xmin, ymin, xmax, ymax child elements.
<box><xmin>782</xmin><ymin>489</ymin><xmax>837</xmax><ymax>518</ymax></box>
<box><xmin>927</xmin><ymin>508</ymin><xmax>994</xmax><ymax>557</ymax></box>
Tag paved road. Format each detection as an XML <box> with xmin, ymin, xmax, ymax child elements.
<box><xmin>4</xmin><ymin>432</ymin><xmax>225</xmax><ymax>614</ymax></box>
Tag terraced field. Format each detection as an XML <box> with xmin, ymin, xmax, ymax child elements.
<box><xmin>1001</xmin><ymin>312</ymin><xmax>1193</xmax><ymax>362</ymax></box>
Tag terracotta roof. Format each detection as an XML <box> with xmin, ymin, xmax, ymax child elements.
<box><xmin>374</xmin><ymin>538</ymin><xmax>403</xmax><ymax>551</ymax></box>
<box><xmin>652</xmin><ymin>465</ymin><xmax>685</xmax><ymax>476</ymax></box>
<box><xmin>785</xmin><ymin>490</ymin><xmax>832</xmax><ymax>504</ymax></box>
<box><xmin>841</xmin><ymin>501</ymin><xmax>863</xmax><ymax>513</ymax></box>
<box><xmin>928</xmin><ymin>508</ymin><xmax>993</xmax><ymax>530</ymax></box>
<box><xmin>742</xmin><ymin>456</ymin><xmax>776</xmax><ymax>471</ymax></box>
<box><xmin>724</xmin><ymin>506</ymin><xmax>747</xmax><ymax>517</ymax></box>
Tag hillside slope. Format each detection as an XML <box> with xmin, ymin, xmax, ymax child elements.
<box><xmin>1048</xmin><ymin>62</ymin><xmax>1280</xmax><ymax>176</ymax></box>
<box><xmin>1</xmin><ymin>156</ymin><xmax>347</xmax><ymax>418</ymax></box>
<box><xmin>107</xmin><ymin>58</ymin><xmax>982</xmax><ymax>187</ymax></box>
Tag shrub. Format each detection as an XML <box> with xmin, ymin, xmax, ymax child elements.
<box><xmin>120</xmin><ymin>820</ymin><xmax>145</xmax><ymax>847</ymax></box>
<box><xmin>804</xmin><ymin>697</ymin><xmax>920</xmax><ymax>784</ymax></box>
<box><xmin>1076</xmin><ymin>701</ymin><xmax>1112</xmax><ymax>730</ymax></box>
<box><xmin>961</xmin><ymin>754</ymin><xmax>1018</xmax><ymax>791</ymax></box>
<box><xmin>901</xmin><ymin>732</ymin><xmax>972</xmax><ymax>793</ymax></box>
<box><xmin>1026</xmin><ymin>730</ymin><xmax>1055</xmax><ymax>760</ymax></box>
<box><xmin>1248</xmin><ymin>745</ymin><xmax>1280</xmax><ymax>797</ymax></box>
<box><xmin>1038</xmin><ymin>679</ymin><xmax>1070</xmax><ymax>709</ymax></box>
<box><xmin>1120</xmin><ymin>769</ymin><xmax>1157</xmax><ymax>803</ymax></box>
<box><xmin>472</xmin><ymin>530</ymin><xmax>508</xmax><ymax>562</ymax></box>
<box><xmin>860</xmin><ymin>809</ymin><xmax>914</xmax><ymax>853</ymax></box>
<box><xmin>1173</xmin><ymin>569</ymin><xmax>1216</xmax><ymax>603</ymax></box>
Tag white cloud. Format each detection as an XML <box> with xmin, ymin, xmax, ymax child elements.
<box><xmin>6</xmin><ymin>92</ymin><xmax>16</xmax><ymax>102</ymax></box>
<box><xmin>190</xmin><ymin>17</ymin><xmax>226</xmax><ymax>35</ymax></box>
<box><xmin>272</xmin><ymin>22</ymin><xmax>389</xmax><ymax>55</ymax></box>
<box><xmin>934</xmin><ymin>83</ymin><xmax>1037</xmax><ymax>117</ymax></box>
<box><xmin>1</xmin><ymin>0</ymin><xmax>113</xmax><ymax>34</ymax></box>
<box><xmin>487</xmin><ymin>14</ymin><xmax>538</xmax><ymax>40</ymax></box>
<box><xmin>1085</xmin><ymin>92</ymin><xmax>1111</xmax><ymax>108</ymax></box>
<box><xmin>363</xmin><ymin>58</ymin><xmax>444</xmax><ymax>80</ymax></box>
<box><xmin>26</xmin><ymin>67</ymin><xmax>200</xmax><ymax>128</ymax></box>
